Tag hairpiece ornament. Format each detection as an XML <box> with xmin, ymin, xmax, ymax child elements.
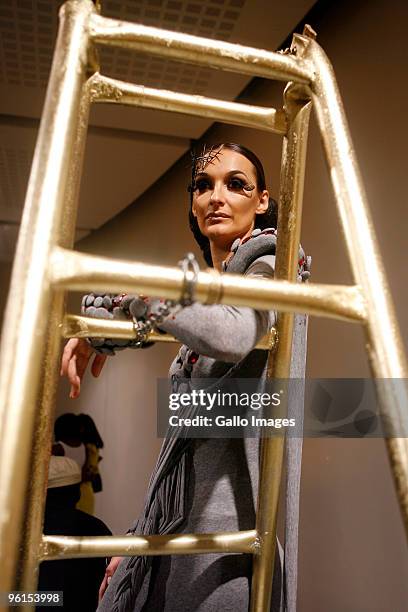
<box><xmin>82</xmin><ymin>253</ymin><xmax>200</xmax><ymax>354</ymax></box>
<box><xmin>188</xmin><ymin>144</ymin><xmax>223</xmax><ymax>203</ymax></box>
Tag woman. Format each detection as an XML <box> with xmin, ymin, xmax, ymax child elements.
<box><xmin>61</xmin><ymin>143</ymin><xmax>299</xmax><ymax>611</ymax></box>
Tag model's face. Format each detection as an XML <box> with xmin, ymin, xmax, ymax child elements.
<box><xmin>191</xmin><ymin>148</ymin><xmax>269</xmax><ymax>249</ymax></box>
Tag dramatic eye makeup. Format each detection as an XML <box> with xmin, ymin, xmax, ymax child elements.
<box><xmin>194</xmin><ymin>176</ymin><xmax>212</xmax><ymax>193</ymax></box>
<box><xmin>228</xmin><ymin>177</ymin><xmax>255</xmax><ymax>192</ymax></box>
<box><xmin>194</xmin><ymin>171</ymin><xmax>255</xmax><ymax>194</ymax></box>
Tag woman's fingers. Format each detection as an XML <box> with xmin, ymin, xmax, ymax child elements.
<box><xmin>61</xmin><ymin>338</ymin><xmax>106</xmax><ymax>399</ymax></box>
<box><xmin>99</xmin><ymin>556</ymin><xmax>123</xmax><ymax>601</ymax></box>
<box><xmin>60</xmin><ymin>338</ymin><xmax>79</xmax><ymax>376</ymax></box>
<box><xmin>67</xmin><ymin>354</ymin><xmax>80</xmax><ymax>399</ymax></box>
<box><xmin>98</xmin><ymin>573</ymin><xmax>109</xmax><ymax>602</ymax></box>
<box><xmin>75</xmin><ymin>343</ymin><xmax>93</xmax><ymax>381</ymax></box>
<box><xmin>60</xmin><ymin>338</ymin><xmax>92</xmax><ymax>399</ymax></box>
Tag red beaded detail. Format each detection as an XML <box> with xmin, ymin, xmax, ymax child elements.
<box><xmin>112</xmin><ymin>293</ymin><xmax>127</xmax><ymax>308</ymax></box>
<box><xmin>188</xmin><ymin>351</ymin><xmax>199</xmax><ymax>364</ymax></box>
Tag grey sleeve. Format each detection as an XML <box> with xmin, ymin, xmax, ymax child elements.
<box><xmin>159</xmin><ymin>255</ymin><xmax>276</xmax><ymax>363</ymax></box>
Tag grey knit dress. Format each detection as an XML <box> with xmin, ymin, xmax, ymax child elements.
<box><xmin>98</xmin><ymin>229</ymin><xmax>306</xmax><ymax>612</ymax></box>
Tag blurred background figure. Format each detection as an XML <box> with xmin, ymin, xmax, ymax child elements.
<box><xmin>52</xmin><ymin>412</ymin><xmax>84</xmax><ymax>463</ymax></box>
<box><xmin>77</xmin><ymin>413</ymin><xmax>104</xmax><ymax>515</ymax></box>
<box><xmin>52</xmin><ymin>413</ymin><xmax>104</xmax><ymax>515</ymax></box>
<box><xmin>37</xmin><ymin>456</ymin><xmax>111</xmax><ymax>611</ymax></box>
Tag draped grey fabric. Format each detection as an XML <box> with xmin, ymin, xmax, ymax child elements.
<box><xmin>98</xmin><ymin>230</ymin><xmax>308</xmax><ymax>611</ymax></box>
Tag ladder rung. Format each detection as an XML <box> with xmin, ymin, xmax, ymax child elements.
<box><xmin>50</xmin><ymin>247</ymin><xmax>367</xmax><ymax>322</ymax></box>
<box><xmin>89</xmin><ymin>73</ymin><xmax>287</xmax><ymax>135</ymax></box>
<box><xmin>90</xmin><ymin>14</ymin><xmax>313</xmax><ymax>85</ymax></box>
<box><xmin>40</xmin><ymin>530</ymin><xmax>258</xmax><ymax>561</ymax></box>
<box><xmin>62</xmin><ymin>314</ymin><xmax>278</xmax><ymax>351</ymax></box>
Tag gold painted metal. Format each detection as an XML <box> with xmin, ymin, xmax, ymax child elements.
<box><xmin>0</xmin><ymin>0</ymin><xmax>95</xmax><ymax>600</ymax></box>
<box><xmin>299</xmin><ymin>32</ymin><xmax>408</xmax><ymax>533</ymax></box>
<box><xmin>203</xmin><ymin>266</ymin><xmax>224</xmax><ymax>305</ymax></box>
<box><xmin>50</xmin><ymin>247</ymin><xmax>366</xmax><ymax>322</ymax></box>
<box><xmin>17</xmin><ymin>297</ymin><xmax>65</xmax><ymax>594</ymax></box>
<box><xmin>40</xmin><ymin>530</ymin><xmax>258</xmax><ymax>561</ymax></box>
<box><xmin>0</xmin><ymin>2</ymin><xmax>407</xmax><ymax>610</ymax></box>
<box><xmin>89</xmin><ymin>13</ymin><xmax>314</xmax><ymax>84</ymax></box>
<box><xmin>63</xmin><ymin>314</ymin><xmax>278</xmax><ymax>351</ymax></box>
<box><xmin>251</xmin><ymin>77</ymin><xmax>312</xmax><ymax>612</ymax></box>
<box><xmin>18</xmin><ymin>35</ymin><xmax>96</xmax><ymax>600</ymax></box>
<box><xmin>89</xmin><ymin>73</ymin><xmax>287</xmax><ymax>134</ymax></box>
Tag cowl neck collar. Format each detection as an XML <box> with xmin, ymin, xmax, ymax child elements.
<box><xmin>223</xmin><ymin>227</ymin><xmax>277</xmax><ymax>274</ymax></box>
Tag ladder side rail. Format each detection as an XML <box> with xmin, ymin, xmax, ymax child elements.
<box><xmin>304</xmin><ymin>34</ymin><xmax>408</xmax><ymax>537</ymax></box>
<box><xmin>17</xmin><ymin>64</ymin><xmax>95</xmax><ymax>597</ymax></box>
<box><xmin>250</xmin><ymin>83</ymin><xmax>312</xmax><ymax>610</ymax></box>
<box><xmin>0</xmin><ymin>0</ymin><xmax>96</xmax><ymax>600</ymax></box>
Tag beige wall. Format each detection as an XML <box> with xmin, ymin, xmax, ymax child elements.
<box><xmin>2</xmin><ymin>0</ymin><xmax>408</xmax><ymax>609</ymax></box>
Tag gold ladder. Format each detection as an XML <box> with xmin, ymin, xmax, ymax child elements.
<box><xmin>0</xmin><ymin>1</ymin><xmax>407</xmax><ymax>610</ymax></box>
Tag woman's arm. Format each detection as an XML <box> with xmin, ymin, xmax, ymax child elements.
<box><xmin>61</xmin><ymin>256</ymin><xmax>276</xmax><ymax>392</ymax></box>
<box><xmin>159</xmin><ymin>256</ymin><xmax>276</xmax><ymax>363</ymax></box>
<box><xmin>160</xmin><ymin>303</ymin><xmax>274</xmax><ymax>363</ymax></box>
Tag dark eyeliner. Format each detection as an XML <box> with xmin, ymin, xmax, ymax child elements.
<box><xmin>228</xmin><ymin>176</ymin><xmax>254</xmax><ymax>192</ymax></box>
<box><xmin>194</xmin><ymin>177</ymin><xmax>212</xmax><ymax>192</ymax></box>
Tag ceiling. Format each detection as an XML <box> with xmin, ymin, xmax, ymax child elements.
<box><xmin>0</xmin><ymin>0</ymin><xmax>315</xmax><ymax>262</ymax></box>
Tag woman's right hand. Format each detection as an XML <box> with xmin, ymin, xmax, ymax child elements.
<box><xmin>60</xmin><ymin>338</ymin><xmax>107</xmax><ymax>399</ymax></box>
<box><xmin>99</xmin><ymin>556</ymin><xmax>123</xmax><ymax>601</ymax></box>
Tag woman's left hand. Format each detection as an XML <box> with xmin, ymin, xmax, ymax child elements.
<box><xmin>99</xmin><ymin>556</ymin><xmax>123</xmax><ymax>601</ymax></box>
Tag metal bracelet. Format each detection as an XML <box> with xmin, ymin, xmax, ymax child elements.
<box><xmin>178</xmin><ymin>252</ymin><xmax>200</xmax><ymax>307</ymax></box>
<box><xmin>82</xmin><ymin>253</ymin><xmax>200</xmax><ymax>352</ymax></box>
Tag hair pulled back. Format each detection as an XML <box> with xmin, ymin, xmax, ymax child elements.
<box><xmin>188</xmin><ymin>143</ymin><xmax>278</xmax><ymax>266</ymax></box>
